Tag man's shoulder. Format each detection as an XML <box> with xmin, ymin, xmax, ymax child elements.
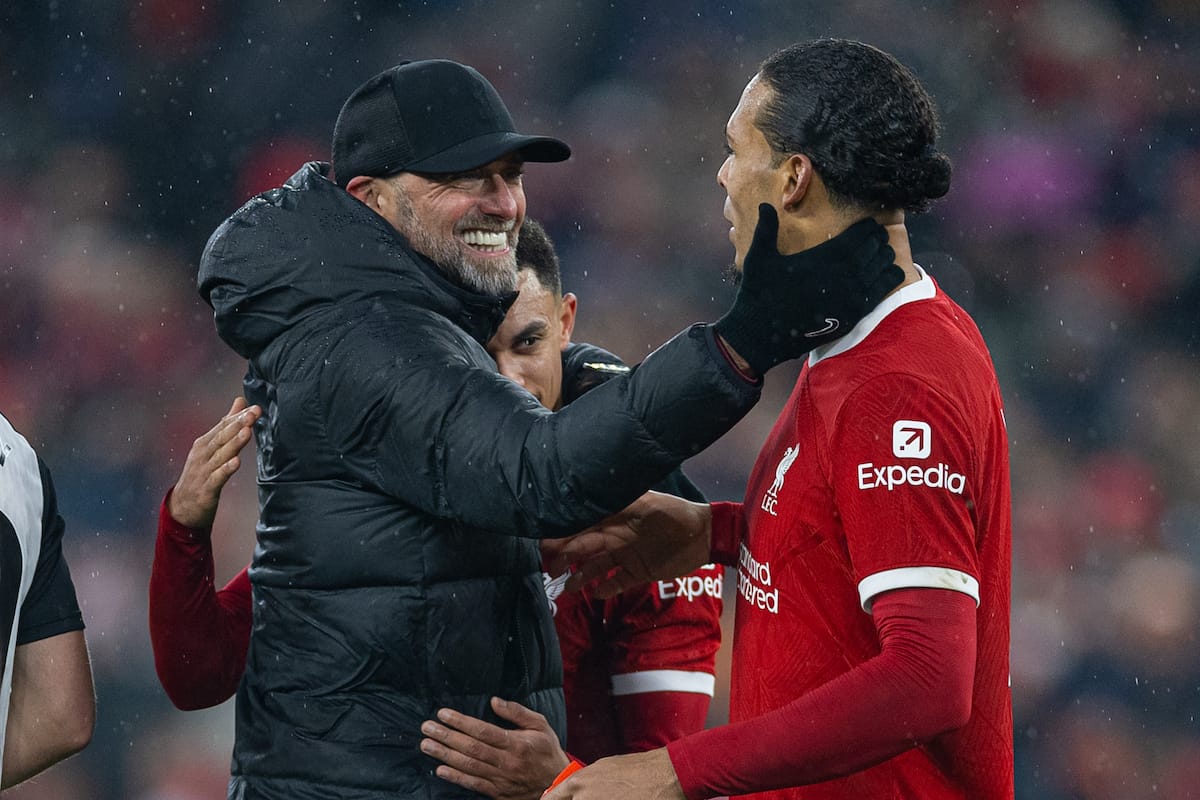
<box><xmin>814</xmin><ymin>290</ymin><xmax>996</xmax><ymax>398</ymax></box>
<box><xmin>0</xmin><ymin>415</ymin><xmax>52</xmax><ymax>630</ymax></box>
<box><xmin>0</xmin><ymin>413</ymin><xmax>43</xmax><ymax>533</ymax></box>
<box><xmin>307</xmin><ymin>311</ymin><xmax>492</xmax><ymax>409</ymax></box>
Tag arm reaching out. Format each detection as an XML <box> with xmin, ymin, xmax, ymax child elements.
<box><xmin>167</xmin><ymin>397</ymin><xmax>261</xmax><ymax>529</ymax></box>
<box><xmin>544</xmin><ymin>491</ymin><xmax>714</xmax><ymax>599</ymax></box>
<box><xmin>546</xmin><ymin>589</ymin><xmax>978</xmax><ymax>799</ymax></box>
<box><xmin>149</xmin><ymin>397</ymin><xmax>260</xmax><ymax>709</ymax></box>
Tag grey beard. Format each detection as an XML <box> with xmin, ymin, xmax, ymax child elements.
<box><xmin>388</xmin><ymin>194</ymin><xmax>519</xmax><ymax>296</ymax></box>
<box><xmin>440</xmin><ymin>254</ymin><xmax>519</xmax><ymax>296</ymax></box>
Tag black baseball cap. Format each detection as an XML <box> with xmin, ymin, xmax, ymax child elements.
<box><xmin>331</xmin><ymin>59</ymin><xmax>571</xmax><ymax>187</ymax></box>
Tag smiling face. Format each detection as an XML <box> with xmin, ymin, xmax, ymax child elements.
<box><xmin>486</xmin><ymin>268</ymin><xmax>576</xmax><ymax>410</ymax></box>
<box><xmin>717</xmin><ymin>75</ymin><xmax>788</xmax><ymax>271</ymax></box>
<box><xmin>361</xmin><ymin>154</ymin><xmax>527</xmax><ymax>295</ymax></box>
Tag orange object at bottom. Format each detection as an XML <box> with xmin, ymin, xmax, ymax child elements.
<box><xmin>543</xmin><ymin>759</ymin><xmax>585</xmax><ymax>796</ymax></box>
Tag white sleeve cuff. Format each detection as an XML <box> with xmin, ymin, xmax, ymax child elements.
<box><xmin>610</xmin><ymin>669</ymin><xmax>716</xmax><ymax>697</ymax></box>
<box><xmin>857</xmin><ymin>566</ymin><xmax>980</xmax><ymax>613</ymax></box>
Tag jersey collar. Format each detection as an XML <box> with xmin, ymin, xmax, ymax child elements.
<box><xmin>808</xmin><ymin>264</ymin><xmax>936</xmax><ymax>367</ymax></box>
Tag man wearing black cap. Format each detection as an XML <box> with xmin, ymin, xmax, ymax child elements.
<box><xmin>331</xmin><ymin>60</ymin><xmax>570</xmax><ymax>297</ymax></box>
<box><xmin>197</xmin><ymin>58</ymin><xmax>902</xmax><ymax>799</ymax></box>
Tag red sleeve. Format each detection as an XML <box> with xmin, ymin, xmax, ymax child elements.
<box><xmin>711</xmin><ymin>328</ymin><xmax>761</xmax><ymax>385</ymax></box>
<box><xmin>617</xmin><ymin>691</ymin><xmax>711</xmax><ymax>752</ymax></box>
<box><xmin>607</xmin><ymin>564</ymin><xmax>724</xmax><ymax>752</ymax></box>
<box><xmin>832</xmin><ymin>373</ymin><xmax>982</xmax><ymax>603</ymax></box>
<box><xmin>667</xmin><ymin>587</ymin><xmax>976</xmax><ymax>799</ymax></box>
<box><xmin>708</xmin><ymin>501</ymin><xmax>745</xmax><ymax>566</ymax></box>
<box><xmin>148</xmin><ymin>488</ymin><xmax>252</xmax><ymax>710</ymax></box>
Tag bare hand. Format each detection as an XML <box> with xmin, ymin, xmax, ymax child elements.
<box><xmin>167</xmin><ymin>397</ymin><xmax>262</xmax><ymax>529</ymax></box>
<box><xmin>543</xmin><ymin>491</ymin><xmax>713</xmax><ymax>600</ymax></box>
<box><xmin>420</xmin><ymin>697</ymin><xmax>569</xmax><ymax>800</ymax></box>
<box><xmin>543</xmin><ymin>749</ymin><xmax>685</xmax><ymax>800</ymax></box>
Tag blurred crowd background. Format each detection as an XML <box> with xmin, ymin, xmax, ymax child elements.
<box><xmin>1</xmin><ymin>1</ymin><xmax>1197</xmax><ymax>797</ymax></box>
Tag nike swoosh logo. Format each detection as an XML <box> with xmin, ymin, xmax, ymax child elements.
<box><xmin>805</xmin><ymin>318</ymin><xmax>840</xmax><ymax>337</ymax></box>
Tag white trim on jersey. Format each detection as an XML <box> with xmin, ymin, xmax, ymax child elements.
<box><xmin>610</xmin><ymin>669</ymin><xmax>716</xmax><ymax>697</ymax></box>
<box><xmin>0</xmin><ymin>413</ymin><xmax>46</xmax><ymax>779</ymax></box>
<box><xmin>857</xmin><ymin>566</ymin><xmax>981</xmax><ymax>613</ymax></box>
<box><xmin>810</xmin><ymin>265</ymin><xmax>938</xmax><ymax>367</ymax></box>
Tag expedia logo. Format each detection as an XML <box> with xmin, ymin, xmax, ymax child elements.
<box><xmin>892</xmin><ymin>420</ymin><xmax>931</xmax><ymax>459</ymax></box>
<box><xmin>858</xmin><ymin>419</ymin><xmax>966</xmax><ymax>495</ymax></box>
<box><xmin>657</xmin><ymin>569</ymin><xmax>723</xmax><ymax>602</ymax></box>
<box><xmin>857</xmin><ymin>462</ymin><xmax>966</xmax><ymax>494</ymax></box>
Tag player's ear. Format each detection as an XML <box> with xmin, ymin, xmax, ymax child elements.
<box><xmin>559</xmin><ymin>293</ymin><xmax>578</xmax><ymax>349</ymax></box>
<box><xmin>781</xmin><ymin>153</ymin><xmax>813</xmax><ymax>210</ymax></box>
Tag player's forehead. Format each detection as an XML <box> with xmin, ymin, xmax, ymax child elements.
<box><xmin>489</xmin><ymin>277</ymin><xmax>556</xmax><ymax>354</ymax></box>
<box><xmin>726</xmin><ymin>74</ymin><xmax>769</xmax><ymax>142</ymax></box>
<box><xmin>507</xmin><ymin>272</ymin><xmax>556</xmax><ymax>318</ymax></box>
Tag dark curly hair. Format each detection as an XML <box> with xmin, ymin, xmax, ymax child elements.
<box><xmin>756</xmin><ymin>39</ymin><xmax>952</xmax><ymax>214</ymax></box>
<box><xmin>515</xmin><ymin>218</ymin><xmax>562</xmax><ymax>296</ymax></box>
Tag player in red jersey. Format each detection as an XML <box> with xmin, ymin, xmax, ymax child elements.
<box><xmin>541</xmin><ymin>39</ymin><xmax>1013</xmax><ymax>800</ymax></box>
<box><xmin>149</xmin><ymin>220</ymin><xmax>724</xmax><ymax>795</ymax></box>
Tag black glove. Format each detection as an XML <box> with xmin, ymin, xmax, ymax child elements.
<box><xmin>714</xmin><ymin>204</ymin><xmax>903</xmax><ymax>375</ymax></box>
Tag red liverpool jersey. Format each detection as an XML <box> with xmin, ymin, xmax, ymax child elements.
<box><xmin>546</xmin><ymin>562</ymin><xmax>724</xmax><ymax>763</ymax></box>
<box><xmin>728</xmin><ymin>273</ymin><xmax>1012</xmax><ymax>799</ymax></box>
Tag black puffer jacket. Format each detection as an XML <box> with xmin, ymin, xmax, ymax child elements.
<box><xmin>199</xmin><ymin>162</ymin><xmax>759</xmax><ymax>799</ymax></box>
<box><xmin>561</xmin><ymin>341</ymin><xmax>706</xmax><ymax>504</ymax></box>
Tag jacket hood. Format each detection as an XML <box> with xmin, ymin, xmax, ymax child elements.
<box><xmin>198</xmin><ymin>161</ymin><xmax>515</xmax><ymax>359</ymax></box>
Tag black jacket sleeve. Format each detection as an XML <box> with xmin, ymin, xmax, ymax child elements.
<box><xmin>322</xmin><ymin>317</ymin><xmax>748</xmax><ymax>538</ymax></box>
<box><xmin>562</xmin><ymin>341</ymin><xmax>705</xmax><ymax>503</ymax></box>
